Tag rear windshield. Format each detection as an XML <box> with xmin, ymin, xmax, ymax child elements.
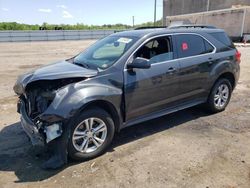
<box><xmin>210</xmin><ymin>32</ymin><xmax>234</xmax><ymax>49</ymax></box>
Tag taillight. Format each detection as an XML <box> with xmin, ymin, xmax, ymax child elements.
<box><xmin>235</xmin><ymin>50</ymin><xmax>241</xmax><ymax>63</ymax></box>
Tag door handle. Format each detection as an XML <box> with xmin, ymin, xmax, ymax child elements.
<box><xmin>208</xmin><ymin>57</ymin><xmax>214</xmax><ymax>65</ymax></box>
<box><xmin>166</xmin><ymin>67</ymin><xmax>176</xmax><ymax>74</ymax></box>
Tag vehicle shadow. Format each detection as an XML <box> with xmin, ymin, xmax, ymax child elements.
<box><xmin>0</xmin><ymin>122</ymin><xmax>63</xmax><ymax>182</ymax></box>
<box><xmin>0</xmin><ymin>106</ymin><xmax>210</xmax><ymax>183</ymax></box>
<box><xmin>112</xmin><ymin>106</ymin><xmax>209</xmax><ymax>148</ymax></box>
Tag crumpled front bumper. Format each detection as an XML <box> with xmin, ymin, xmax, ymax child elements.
<box><xmin>19</xmin><ymin>100</ymin><xmax>45</xmax><ymax>147</ymax></box>
<box><xmin>18</xmin><ymin>99</ymin><xmax>68</xmax><ymax>169</ymax></box>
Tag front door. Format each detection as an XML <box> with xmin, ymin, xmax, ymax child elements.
<box><xmin>124</xmin><ymin>36</ymin><xmax>180</xmax><ymax>121</ymax></box>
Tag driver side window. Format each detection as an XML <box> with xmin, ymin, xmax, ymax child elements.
<box><xmin>135</xmin><ymin>36</ymin><xmax>174</xmax><ymax>64</ymax></box>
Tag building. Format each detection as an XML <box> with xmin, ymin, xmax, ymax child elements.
<box><xmin>163</xmin><ymin>0</ymin><xmax>250</xmax><ymax>40</ymax></box>
<box><xmin>163</xmin><ymin>0</ymin><xmax>250</xmax><ymax>17</ymax></box>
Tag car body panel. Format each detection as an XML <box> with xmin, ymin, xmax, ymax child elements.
<box><xmin>13</xmin><ymin>60</ymin><xmax>98</xmax><ymax>95</ymax></box>
<box><xmin>124</xmin><ymin>59</ymin><xmax>180</xmax><ymax>121</ymax></box>
<box><xmin>177</xmin><ymin>53</ymin><xmax>217</xmax><ymax>101</ymax></box>
<box><xmin>24</xmin><ymin>68</ymin><xmax>123</xmax><ymax>122</ymax></box>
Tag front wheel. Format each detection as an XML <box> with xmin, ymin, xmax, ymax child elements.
<box><xmin>206</xmin><ymin>78</ymin><xmax>232</xmax><ymax>113</ymax></box>
<box><xmin>68</xmin><ymin>108</ymin><xmax>115</xmax><ymax>161</ymax></box>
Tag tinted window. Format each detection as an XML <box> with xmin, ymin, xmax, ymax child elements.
<box><xmin>210</xmin><ymin>32</ymin><xmax>234</xmax><ymax>48</ymax></box>
<box><xmin>204</xmin><ymin>40</ymin><xmax>214</xmax><ymax>53</ymax></box>
<box><xmin>135</xmin><ymin>36</ymin><xmax>173</xmax><ymax>64</ymax></box>
<box><xmin>176</xmin><ymin>34</ymin><xmax>212</xmax><ymax>58</ymax></box>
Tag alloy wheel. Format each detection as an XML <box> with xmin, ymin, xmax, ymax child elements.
<box><xmin>72</xmin><ymin>117</ymin><xmax>107</xmax><ymax>153</ymax></box>
<box><xmin>214</xmin><ymin>84</ymin><xmax>229</xmax><ymax>108</ymax></box>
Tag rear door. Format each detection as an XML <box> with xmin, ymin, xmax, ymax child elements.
<box><xmin>174</xmin><ymin>33</ymin><xmax>216</xmax><ymax>101</ymax></box>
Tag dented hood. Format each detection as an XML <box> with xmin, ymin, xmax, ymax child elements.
<box><xmin>14</xmin><ymin>60</ymin><xmax>98</xmax><ymax>95</ymax></box>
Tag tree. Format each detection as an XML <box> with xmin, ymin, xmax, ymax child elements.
<box><xmin>0</xmin><ymin>19</ymin><xmax>163</xmax><ymax>30</ymax></box>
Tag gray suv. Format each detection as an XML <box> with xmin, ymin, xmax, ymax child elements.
<box><xmin>13</xmin><ymin>26</ymin><xmax>241</xmax><ymax>169</ymax></box>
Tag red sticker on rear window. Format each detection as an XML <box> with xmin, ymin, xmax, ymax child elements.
<box><xmin>182</xmin><ymin>42</ymin><xmax>188</xmax><ymax>50</ymax></box>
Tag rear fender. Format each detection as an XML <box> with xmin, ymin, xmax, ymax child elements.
<box><xmin>209</xmin><ymin>55</ymin><xmax>237</xmax><ymax>89</ymax></box>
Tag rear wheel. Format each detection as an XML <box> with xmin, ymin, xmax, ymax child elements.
<box><xmin>68</xmin><ymin>108</ymin><xmax>115</xmax><ymax>161</ymax></box>
<box><xmin>206</xmin><ymin>78</ymin><xmax>232</xmax><ymax>113</ymax></box>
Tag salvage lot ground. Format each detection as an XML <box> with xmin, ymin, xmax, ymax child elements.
<box><xmin>0</xmin><ymin>40</ymin><xmax>250</xmax><ymax>188</ymax></box>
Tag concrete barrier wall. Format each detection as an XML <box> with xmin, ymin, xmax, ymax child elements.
<box><xmin>166</xmin><ymin>7</ymin><xmax>250</xmax><ymax>37</ymax></box>
<box><xmin>0</xmin><ymin>30</ymin><xmax>117</xmax><ymax>42</ymax></box>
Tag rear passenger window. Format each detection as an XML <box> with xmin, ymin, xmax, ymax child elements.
<box><xmin>176</xmin><ymin>34</ymin><xmax>213</xmax><ymax>58</ymax></box>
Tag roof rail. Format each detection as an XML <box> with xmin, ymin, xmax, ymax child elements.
<box><xmin>168</xmin><ymin>24</ymin><xmax>217</xmax><ymax>29</ymax></box>
<box><xmin>134</xmin><ymin>26</ymin><xmax>167</xmax><ymax>30</ymax></box>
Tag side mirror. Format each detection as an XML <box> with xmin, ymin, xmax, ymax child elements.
<box><xmin>127</xmin><ymin>57</ymin><xmax>151</xmax><ymax>69</ymax></box>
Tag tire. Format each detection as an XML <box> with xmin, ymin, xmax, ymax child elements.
<box><xmin>206</xmin><ymin>78</ymin><xmax>232</xmax><ymax>113</ymax></box>
<box><xmin>68</xmin><ymin>108</ymin><xmax>115</xmax><ymax>161</ymax></box>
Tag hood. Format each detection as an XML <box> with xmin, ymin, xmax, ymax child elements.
<box><xmin>14</xmin><ymin>60</ymin><xmax>98</xmax><ymax>95</ymax></box>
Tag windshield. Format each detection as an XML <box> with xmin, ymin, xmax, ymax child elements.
<box><xmin>74</xmin><ymin>36</ymin><xmax>138</xmax><ymax>69</ymax></box>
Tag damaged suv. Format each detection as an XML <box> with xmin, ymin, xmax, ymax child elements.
<box><xmin>14</xmin><ymin>26</ymin><xmax>240</xmax><ymax>169</ymax></box>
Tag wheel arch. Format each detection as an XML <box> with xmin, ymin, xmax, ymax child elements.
<box><xmin>206</xmin><ymin>71</ymin><xmax>235</xmax><ymax>103</ymax></box>
<box><xmin>79</xmin><ymin>100</ymin><xmax>122</xmax><ymax>132</ymax></box>
<box><xmin>215</xmin><ymin>72</ymin><xmax>236</xmax><ymax>89</ymax></box>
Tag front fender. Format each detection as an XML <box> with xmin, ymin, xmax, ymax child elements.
<box><xmin>40</xmin><ymin>82</ymin><xmax>122</xmax><ymax>121</ymax></box>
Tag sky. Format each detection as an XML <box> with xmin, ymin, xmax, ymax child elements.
<box><xmin>0</xmin><ymin>0</ymin><xmax>163</xmax><ymax>25</ymax></box>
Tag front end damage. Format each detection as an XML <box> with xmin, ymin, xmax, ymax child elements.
<box><xmin>15</xmin><ymin>77</ymin><xmax>86</xmax><ymax>169</ymax></box>
<box><xmin>14</xmin><ymin>61</ymin><xmax>98</xmax><ymax>148</ymax></box>
<box><xmin>13</xmin><ymin>59</ymin><xmax>124</xmax><ymax>169</ymax></box>
<box><xmin>13</xmin><ymin>60</ymin><xmax>99</xmax><ymax>169</ymax></box>
<box><xmin>16</xmin><ymin>78</ymin><xmax>84</xmax><ymax>147</ymax></box>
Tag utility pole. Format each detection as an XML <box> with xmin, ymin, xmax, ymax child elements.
<box><xmin>132</xmin><ymin>16</ymin><xmax>135</xmax><ymax>28</ymax></box>
<box><xmin>206</xmin><ymin>0</ymin><xmax>210</xmax><ymax>12</ymax></box>
<box><xmin>154</xmin><ymin>0</ymin><xmax>157</xmax><ymax>26</ymax></box>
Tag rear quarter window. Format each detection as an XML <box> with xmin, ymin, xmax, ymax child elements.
<box><xmin>209</xmin><ymin>32</ymin><xmax>234</xmax><ymax>50</ymax></box>
<box><xmin>176</xmin><ymin>34</ymin><xmax>214</xmax><ymax>58</ymax></box>
<box><xmin>204</xmin><ymin>40</ymin><xmax>214</xmax><ymax>53</ymax></box>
